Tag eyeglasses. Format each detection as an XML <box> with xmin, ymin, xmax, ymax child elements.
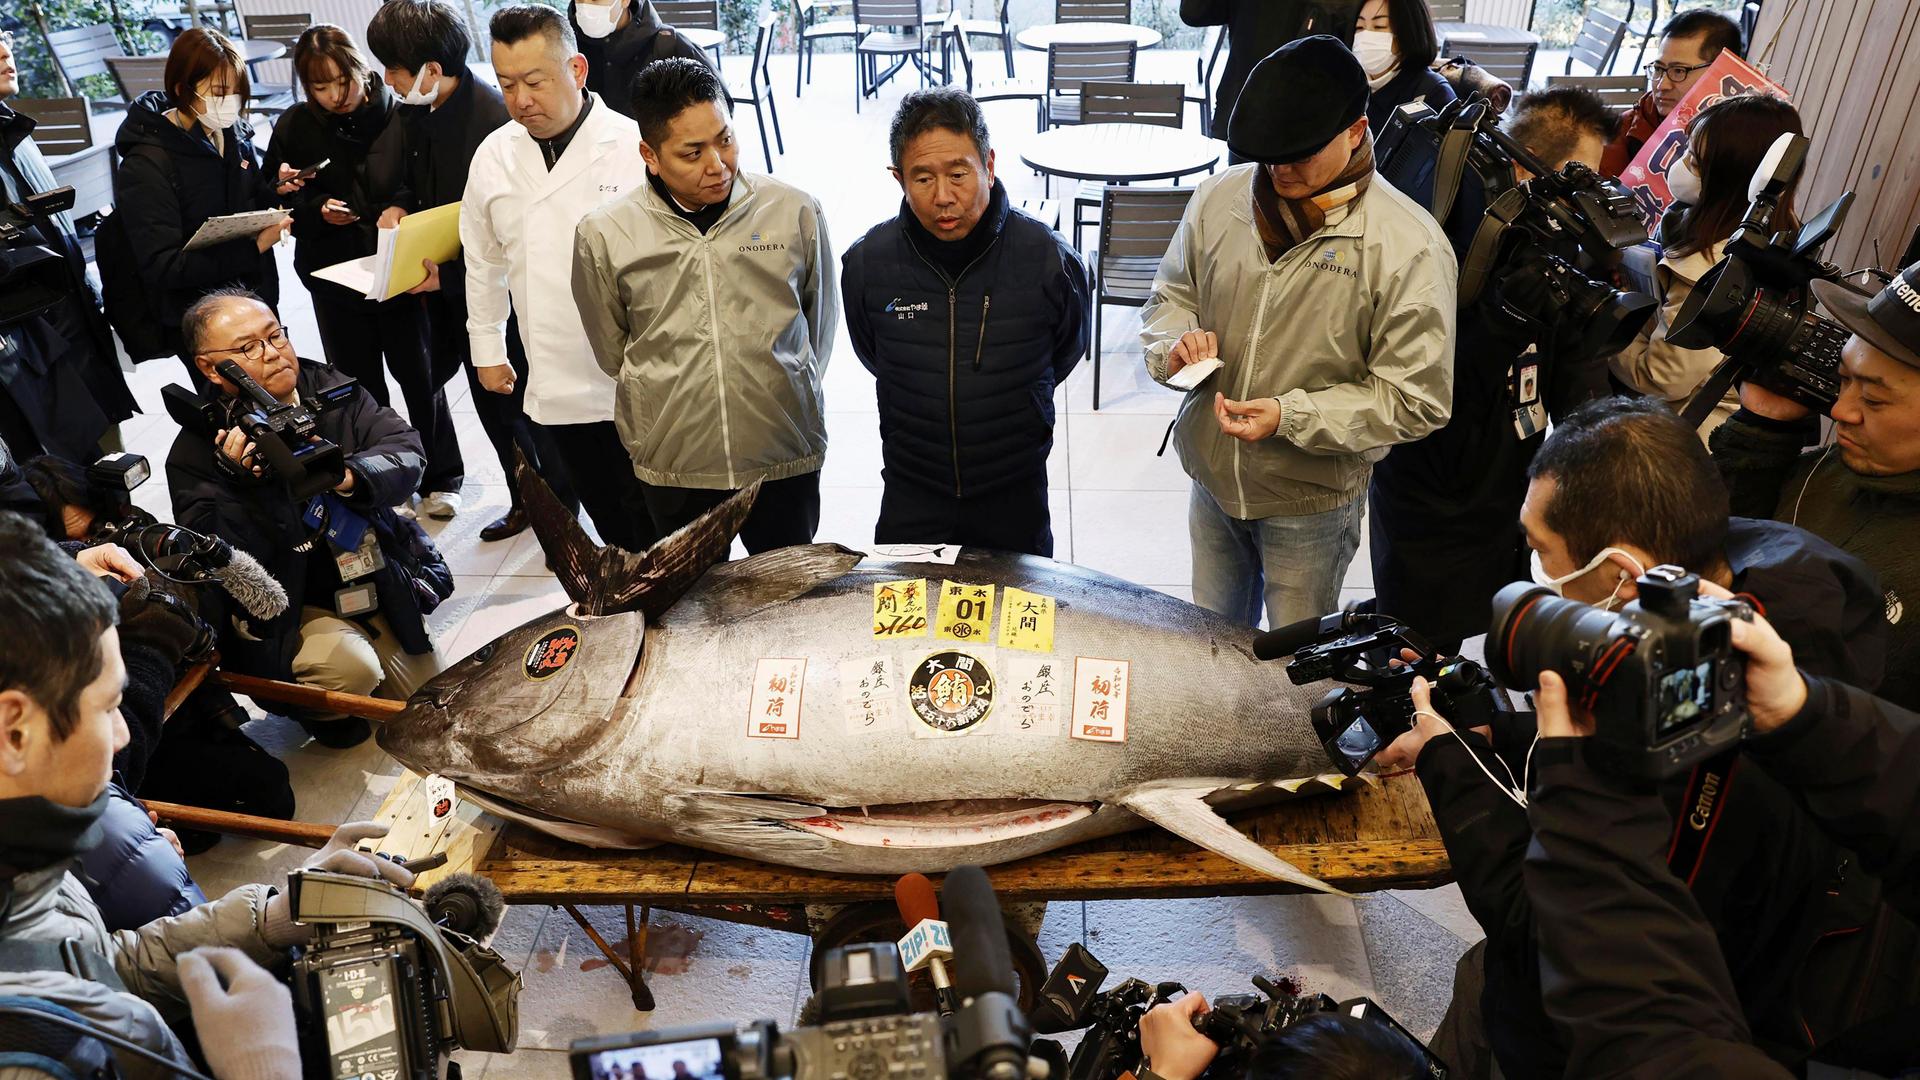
<box><xmin>0</xmin><ymin>30</ymin><xmax>15</xmax><ymax>51</ymax></box>
<box><xmin>1644</xmin><ymin>59</ymin><xmax>1712</xmax><ymax>85</ymax></box>
<box><xmin>203</xmin><ymin>326</ymin><xmax>292</xmax><ymax>362</ymax></box>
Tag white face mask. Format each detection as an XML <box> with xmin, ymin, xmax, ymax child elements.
<box><xmin>1353</xmin><ymin>30</ymin><xmax>1399</xmax><ymax>81</ymax></box>
<box><xmin>396</xmin><ymin>66</ymin><xmax>441</xmax><ymax>106</ymax></box>
<box><xmin>1667</xmin><ymin>153</ymin><xmax>1702</xmax><ymax>206</ymax></box>
<box><xmin>575</xmin><ymin>0</ymin><xmax>625</xmax><ymax>39</ymax></box>
<box><xmin>1530</xmin><ymin>546</ymin><xmax>1646</xmax><ymax>611</ymax></box>
<box><xmin>196</xmin><ymin>94</ymin><xmax>243</xmax><ymax>130</ymax></box>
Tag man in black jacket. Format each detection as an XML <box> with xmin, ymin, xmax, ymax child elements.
<box><xmin>841</xmin><ymin>89</ymin><xmax>1089</xmax><ymax>557</ymax></box>
<box><xmin>0</xmin><ymin>32</ymin><xmax>136</xmax><ymax>461</ymax></box>
<box><xmin>165</xmin><ymin>289</ymin><xmax>449</xmax><ymax>749</ymax></box>
<box><xmin>1525</xmin><ymin>610</ymin><xmax>1920</xmax><ymax>1078</ymax></box>
<box><xmin>569</xmin><ymin>0</ymin><xmax>713</xmax><ymax>119</ymax></box>
<box><xmin>366</xmin><ymin>0</ymin><xmax>575</xmax><ymax>541</ymax></box>
<box><xmin>1710</xmin><ymin>261</ymin><xmax>1920</xmax><ymax>712</ymax></box>
<box><xmin>1385</xmin><ymin>396</ymin><xmax>1909</xmax><ymax>1077</ymax></box>
<box><xmin>1180</xmin><ymin>0</ymin><xmax>1361</xmax><ymax>155</ymax></box>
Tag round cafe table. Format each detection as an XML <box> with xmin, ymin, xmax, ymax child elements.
<box><xmin>237</xmin><ymin>37</ymin><xmax>286</xmax><ymax>72</ymax></box>
<box><xmin>1019</xmin><ymin>122</ymin><xmax>1220</xmax><ymax>185</ymax></box>
<box><xmin>1016</xmin><ymin>21</ymin><xmax>1163</xmax><ymax>51</ymax></box>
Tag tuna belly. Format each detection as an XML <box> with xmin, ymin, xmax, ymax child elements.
<box><xmin>786</xmin><ymin>798</ymin><xmax>1098</xmax><ymax>849</ymax></box>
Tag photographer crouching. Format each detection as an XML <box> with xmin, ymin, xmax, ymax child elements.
<box><xmin>1524</xmin><ymin>597</ymin><xmax>1920</xmax><ymax>1076</ymax></box>
<box><xmin>1375</xmin><ymin>395</ymin><xmax>1910</xmax><ymax>1077</ymax></box>
<box><xmin>164</xmin><ymin>287</ymin><xmax>452</xmax><ymax>749</ymax></box>
<box><xmin>1710</xmin><ymin>260</ymin><xmax>1920</xmax><ymax>710</ymax></box>
<box><xmin>0</xmin><ymin>511</ymin><xmax>416</xmax><ymax>1079</ymax></box>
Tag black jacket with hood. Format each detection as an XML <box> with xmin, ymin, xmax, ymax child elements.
<box><xmin>572</xmin><ymin>0</ymin><xmax>716</xmax><ymax>119</ymax></box>
<box><xmin>1417</xmin><ymin>517</ymin><xmax>1915</xmax><ymax>1075</ymax></box>
<box><xmin>164</xmin><ymin>359</ymin><xmax>450</xmax><ymax>681</ymax></box>
<box><xmin>1180</xmin><ymin>0</ymin><xmax>1362</xmax><ymax>139</ymax></box>
<box><xmin>111</xmin><ymin>90</ymin><xmax>281</xmax><ymax>357</ymax></box>
<box><xmin>263</xmin><ymin>76</ymin><xmax>407</xmax><ymax>281</ymax></box>
<box><xmin>840</xmin><ymin>182</ymin><xmax>1089</xmax><ymax>500</ymax></box>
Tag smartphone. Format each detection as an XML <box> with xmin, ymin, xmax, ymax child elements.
<box><xmin>289</xmin><ymin>158</ymin><xmax>331</xmax><ymax>181</ymax></box>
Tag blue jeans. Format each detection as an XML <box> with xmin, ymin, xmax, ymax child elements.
<box><xmin>1188</xmin><ymin>483</ymin><xmax>1365</xmax><ymax>629</ymax></box>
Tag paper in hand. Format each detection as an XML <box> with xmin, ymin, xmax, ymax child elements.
<box><xmin>1167</xmin><ymin>357</ymin><xmax>1224</xmax><ymax>391</ymax></box>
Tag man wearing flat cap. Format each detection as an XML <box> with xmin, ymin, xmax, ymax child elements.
<box><xmin>1711</xmin><ymin>260</ymin><xmax>1920</xmax><ymax>710</ymax></box>
<box><xmin>1141</xmin><ymin>35</ymin><xmax>1456</xmax><ymax>629</ymax></box>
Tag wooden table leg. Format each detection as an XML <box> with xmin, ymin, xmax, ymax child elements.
<box><xmin>628</xmin><ymin>904</ymin><xmax>654</xmax><ymax>1012</ymax></box>
<box><xmin>562</xmin><ymin>904</ymin><xmax>653</xmax><ymax>1011</ymax></box>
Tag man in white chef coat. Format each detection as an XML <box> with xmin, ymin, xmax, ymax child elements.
<box><xmin>462</xmin><ymin>3</ymin><xmax>658</xmax><ymax>550</ymax></box>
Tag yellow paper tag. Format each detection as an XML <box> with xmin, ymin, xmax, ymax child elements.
<box><xmin>872</xmin><ymin>579</ymin><xmax>929</xmax><ymax>639</ymax></box>
<box><xmin>935</xmin><ymin>581</ymin><xmax>996</xmax><ymax>644</ymax></box>
<box><xmin>998</xmin><ymin>587</ymin><xmax>1057</xmax><ymax>653</ymax></box>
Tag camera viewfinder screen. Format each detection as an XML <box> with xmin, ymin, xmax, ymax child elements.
<box><xmin>1333</xmin><ymin>716</ymin><xmax>1383</xmax><ymax>771</ymax></box>
<box><xmin>1655</xmin><ymin>660</ymin><xmax>1716</xmax><ymax>736</ymax></box>
<box><xmin>587</xmin><ymin>1037</ymin><xmax>726</xmax><ymax>1080</ymax></box>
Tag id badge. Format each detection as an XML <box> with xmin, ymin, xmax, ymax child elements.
<box><xmin>335</xmin><ymin>582</ymin><xmax>377</xmax><ymax>617</ymax></box>
<box><xmin>1517</xmin><ymin>363</ymin><xmax>1540</xmax><ymax>404</ymax></box>
<box><xmin>1512</xmin><ymin>401</ymin><xmax>1546</xmax><ymax>440</ymax></box>
<box><xmin>334</xmin><ymin>528</ymin><xmax>386</xmax><ymax>581</ymax></box>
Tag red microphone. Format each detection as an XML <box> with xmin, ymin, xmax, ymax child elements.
<box><xmin>895</xmin><ymin>872</ymin><xmax>959</xmax><ymax>1015</ymax></box>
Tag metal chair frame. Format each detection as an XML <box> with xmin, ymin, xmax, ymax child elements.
<box><xmin>852</xmin><ymin>0</ymin><xmax>941</xmax><ymax>113</ymax></box>
<box><xmin>1090</xmin><ymin>186</ymin><xmax>1195</xmax><ymax>410</ymax></box>
<box><xmin>1055</xmin><ymin>0</ymin><xmax>1131</xmax><ymax>24</ymax></box>
<box><xmin>725</xmin><ymin>8</ymin><xmax>786</xmax><ymax>171</ymax></box>
<box><xmin>1564</xmin><ymin>0</ymin><xmax>1634</xmax><ymax>76</ymax></box>
<box><xmin>794</xmin><ymin>0</ymin><xmax>859</xmax><ymax>94</ymax></box>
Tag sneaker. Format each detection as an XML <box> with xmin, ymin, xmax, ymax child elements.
<box><xmin>393</xmin><ymin>500</ymin><xmax>419</xmax><ymax>520</ymax></box>
<box><xmin>418</xmin><ymin>490</ymin><xmax>463</xmax><ymax>520</ymax></box>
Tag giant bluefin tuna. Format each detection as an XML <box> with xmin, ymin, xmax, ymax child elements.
<box><xmin>375</xmin><ymin>466</ymin><xmax>1354</xmax><ymax>893</ymax></box>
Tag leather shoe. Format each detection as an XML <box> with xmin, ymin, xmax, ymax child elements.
<box><xmin>481</xmin><ymin>508</ymin><xmax>529</xmax><ymax>542</ymax></box>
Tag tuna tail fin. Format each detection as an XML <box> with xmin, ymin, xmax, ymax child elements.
<box><xmin>1116</xmin><ymin>780</ymin><xmax>1351</xmax><ymax>897</ymax></box>
<box><xmin>515</xmin><ymin>449</ymin><xmax>760</xmax><ymax>618</ymax></box>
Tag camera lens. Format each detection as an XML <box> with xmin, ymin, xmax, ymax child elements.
<box><xmin>1564</xmin><ymin>273</ymin><xmax>1658</xmax><ymax>359</ymax></box>
<box><xmin>1487</xmin><ymin>581</ymin><xmax>1627</xmax><ymax>691</ymax></box>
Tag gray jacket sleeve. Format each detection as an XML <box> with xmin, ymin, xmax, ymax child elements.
<box><xmin>803</xmin><ymin>197</ymin><xmax>839</xmax><ymax>374</ymax></box>
<box><xmin>1274</xmin><ymin>231</ymin><xmax>1456</xmax><ymax>454</ymax></box>
<box><xmin>572</xmin><ymin>218</ymin><xmax>631</xmax><ymax>381</ymax></box>
<box><xmin>1140</xmin><ymin>196</ymin><xmax>1205</xmax><ymax>384</ymax></box>
<box><xmin>108</xmin><ymin>883</ymin><xmax>286</xmax><ymax>1022</ymax></box>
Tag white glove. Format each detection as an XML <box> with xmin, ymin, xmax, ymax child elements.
<box><xmin>179</xmin><ymin>948</ymin><xmax>301</xmax><ymax>1080</ymax></box>
<box><xmin>304</xmin><ymin>820</ymin><xmax>418</xmax><ymax>888</ymax></box>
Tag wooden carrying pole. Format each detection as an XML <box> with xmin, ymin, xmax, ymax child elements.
<box><xmin>214</xmin><ymin>671</ymin><xmax>410</xmax><ymax>721</ymax></box>
<box><xmin>144</xmin><ymin>800</ymin><xmax>336</xmax><ymax>847</ymax></box>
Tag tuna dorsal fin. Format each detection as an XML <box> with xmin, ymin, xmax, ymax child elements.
<box><xmin>1116</xmin><ymin>780</ymin><xmax>1350</xmax><ymax>897</ymax></box>
<box><xmin>514</xmin><ymin>449</ymin><xmax>760</xmax><ymax>618</ymax></box>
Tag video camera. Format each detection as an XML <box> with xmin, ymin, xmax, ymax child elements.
<box><xmin>163</xmin><ymin>358</ymin><xmax>353</xmax><ymax>500</ymax></box>
<box><xmin>0</xmin><ymin>185</ymin><xmax>78</xmax><ymax>327</ymax></box>
<box><xmin>1489</xmin><ymin>565</ymin><xmax>1754</xmax><ymax>778</ymax></box>
<box><xmin>1027</xmin><ymin>943</ymin><xmax>1447</xmax><ymax>1080</ymax></box>
<box><xmin>571</xmin><ymin>867</ymin><xmax>1031</xmax><ymax>1080</ymax></box>
<box><xmin>286</xmin><ymin>868</ymin><xmax>520</xmax><ymax>1079</ymax></box>
<box><xmin>1668</xmin><ymin>133</ymin><xmax>1867</xmax><ymax>422</ymax></box>
<box><xmin>1377</xmin><ymin>96</ymin><xmax>1657</xmax><ymax>366</ymax></box>
<box><xmin>1251</xmin><ymin>613</ymin><xmax>1508</xmax><ymax>776</ymax></box>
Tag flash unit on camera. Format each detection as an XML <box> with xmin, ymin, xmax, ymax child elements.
<box><xmin>87</xmin><ymin>452</ymin><xmax>151</xmax><ymax>492</ymax></box>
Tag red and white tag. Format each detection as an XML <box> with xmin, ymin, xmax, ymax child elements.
<box><xmin>1071</xmin><ymin>657</ymin><xmax>1130</xmax><ymax>743</ymax></box>
<box><xmin>748</xmin><ymin>658</ymin><xmax>807</xmax><ymax>739</ymax></box>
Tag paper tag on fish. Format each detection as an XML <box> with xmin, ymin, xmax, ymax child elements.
<box><xmin>748</xmin><ymin>658</ymin><xmax>806</xmax><ymax>739</ymax></box>
<box><xmin>860</xmin><ymin>543</ymin><xmax>963</xmax><ymax>565</ymax></box>
<box><xmin>840</xmin><ymin>656</ymin><xmax>901</xmax><ymax>734</ymax></box>
<box><xmin>1002</xmin><ymin>654</ymin><xmax>1065</xmax><ymax>736</ymax></box>
<box><xmin>423</xmin><ymin>773</ymin><xmax>459</xmax><ymax>820</ymax></box>
<box><xmin>997</xmin><ymin>588</ymin><xmax>1056</xmax><ymax>653</ymax></box>
<box><xmin>1071</xmin><ymin>657</ymin><xmax>1130</xmax><ymax>743</ymax></box>
<box><xmin>936</xmin><ymin>582</ymin><xmax>995</xmax><ymax>644</ymax></box>
<box><xmin>872</xmin><ymin>579</ymin><xmax>929</xmax><ymax>639</ymax></box>
<box><xmin>908</xmin><ymin>647</ymin><xmax>997</xmax><ymax>739</ymax></box>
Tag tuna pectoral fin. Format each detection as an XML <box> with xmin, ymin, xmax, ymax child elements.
<box><xmin>1116</xmin><ymin>781</ymin><xmax>1351</xmax><ymax>898</ymax></box>
<box><xmin>515</xmin><ymin>448</ymin><xmax>760</xmax><ymax>618</ymax></box>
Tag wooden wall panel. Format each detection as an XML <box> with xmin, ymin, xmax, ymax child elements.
<box><xmin>1751</xmin><ymin>0</ymin><xmax>1920</xmax><ymax>272</ymax></box>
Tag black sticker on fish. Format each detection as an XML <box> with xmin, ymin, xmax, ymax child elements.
<box><xmin>909</xmin><ymin>650</ymin><xmax>995</xmax><ymax>733</ymax></box>
<box><xmin>523</xmin><ymin>625</ymin><xmax>582</xmax><ymax>682</ymax></box>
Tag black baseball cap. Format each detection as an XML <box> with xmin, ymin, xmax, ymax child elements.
<box><xmin>1226</xmin><ymin>35</ymin><xmax>1369</xmax><ymax>166</ymax></box>
<box><xmin>1812</xmin><ymin>261</ymin><xmax>1920</xmax><ymax>370</ymax></box>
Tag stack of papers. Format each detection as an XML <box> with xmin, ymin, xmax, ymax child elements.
<box><xmin>312</xmin><ymin>201</ymin><xmax>464</xmax><ymax>301</ymax></box>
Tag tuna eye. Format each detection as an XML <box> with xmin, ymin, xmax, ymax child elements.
<box><xmin>472</xmin><ymin>643</ymin><xmax>497</xmax><ymax>663</ymax></box>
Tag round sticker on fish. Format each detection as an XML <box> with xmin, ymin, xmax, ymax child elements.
<box><xmin>909</xmin><ymin>650</ymin><xmax>994</xmax><ymax>733</ymax></box>
<box><xmin>523</xmin><ymin>625</ymin><xmax>582</xmax><ymax>682</ymax></box>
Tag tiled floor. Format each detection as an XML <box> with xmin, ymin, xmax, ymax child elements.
<box><xmin>111</xmin><ymin>44</ymin><xmax>1486</xmax><ymax>1075</ymax></box>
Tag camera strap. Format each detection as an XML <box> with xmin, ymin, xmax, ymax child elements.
<box><xmin>1666</xmin><ymin>750</ymin><xmax>1742</xmax><ymax>886</ymax></box>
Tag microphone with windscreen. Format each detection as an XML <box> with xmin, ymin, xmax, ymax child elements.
<box><xmin>896</xmin><ymin>872</ymin><xmax>959</xmax><ymax>1015</ymax></box>
<box><xmin>942</xmin><ymin>866</ymin><xmax>1032</xmax><ymax>1080</ymax></box>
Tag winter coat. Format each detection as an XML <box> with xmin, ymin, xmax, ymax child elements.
<box><xmin>1364</xmin><ymin>65</ymin><xmax>1456</xmax><ymax>132</ymax></box>
<box><xmin>164</xmin><ymin>359</ymin><xmax>446</xmax><ymax>680</ymax></box>
<box><xmin>572</xmin><ymin>0</ymin><xmax>716</xmax><ymax>119</ymax></box>
<box><xmin>1609</xmin><ymin>237</ymin><xmax>1738</xmax><ymax>438</ymax></box>
<box><xmin>841</xmin><ymin>182</ymin><xmax>1090</xmax><ymax>499</ymax></box>
<box><xmin>261</xmin><ymin>77</ymin><xmax>406</xmax><ymax>280</ymax></box>
<box><xmin>78</xmin><ymin>782</ymin><xmax>207</xmax><ymax>932</ymax></box>
<box><xmin>0</xmin><ymin>851</ymin><xmax>287</xmax><ymax>1080</ymax></box>
<box><xmin>572</xmin><ymin>171</ymin><xmax>838</xmax><ymax>489</ymax></box>
<box><xmin>1141</xmin><ymin>165</ymin><xmax>1456</xmax><ymax>518</ymax></box>
<box><xmin>110</xmin><ymin>91</ymin><xmax>280</xmax><ymax>358</ymax></box>
<box><xmin>1417</xmin><ymin>516</ymin><xmax>1906</xmax><ymax>1076</ymax></box>
<box><xmin>1712</xmin><ymin>409</ymin><xmax>1920</xmax><ymax>711</ymax></box>
<box><xmin>1179</xmin><ymin>0</ymin><xmax>1364</xmax><ymax>140</ymax></box>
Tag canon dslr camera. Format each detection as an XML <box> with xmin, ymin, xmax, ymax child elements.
<box><xmin>1489</xmin><ymin>566</ymin><xmax>1753</xmax><ymax>778</ymax></box>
